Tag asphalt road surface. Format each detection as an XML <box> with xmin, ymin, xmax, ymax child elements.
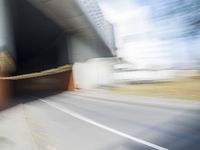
<box><xmin>0</xmin><ymin>91</ymin><xmax>200</xmax><ymax>150</ymax></box>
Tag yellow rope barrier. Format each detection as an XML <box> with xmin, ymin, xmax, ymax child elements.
<box><xmin>0</xmin><ymin>64</ymin><xmax>72</xmax><ymax>80</ymax></box>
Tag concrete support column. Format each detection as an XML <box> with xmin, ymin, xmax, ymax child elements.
<box><xmin>0</xmin><ymin>73</ymin><xmax>11</xmax><ymax>109</ymax></box>
<box><xmin>0</xmin><ymin>0</ymin><xmax>15</xmax><ymax>109</ymax></box>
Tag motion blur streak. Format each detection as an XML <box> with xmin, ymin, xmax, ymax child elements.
<box><xmin>0</xmin><ymin>0</ymin><xmax>200</xmax><ymax>150</ymax></box>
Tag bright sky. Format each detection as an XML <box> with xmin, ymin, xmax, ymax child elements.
<box><xmin>98</xmin><ymin>0</ymin><xmax>200</xmax><ymax>69</ymax></box>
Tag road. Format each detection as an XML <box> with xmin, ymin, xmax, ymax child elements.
<box><xmin>0</xmin><ymin>91</ymin><xmax>200</xmax><ymax>150</ymax></box>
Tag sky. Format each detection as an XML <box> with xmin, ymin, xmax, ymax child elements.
<box><xmin>98</xmin><ymin>0</ymin><xmax>200</xmax><ymax>69</ymax></box>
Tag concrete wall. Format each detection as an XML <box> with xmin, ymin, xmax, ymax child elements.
<box><xmin>14</xmin><ymin>71</ymin><xmax>72</xmax><ymax>96</ymax></box>
<box><xmin>73</xmin><ymin>58</ymin><xmax>114</xmax><ymax>89</ymax></box>
<box><xmin>68</xmin><ymin>35</ymin><xmax>112</xmax><ymax>63</ymax></box>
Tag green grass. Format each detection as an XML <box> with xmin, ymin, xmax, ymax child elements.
<box><xmin>110</xmin><ymin>78</ymin><xmax>200</xmax><ymax>100</ymax></box>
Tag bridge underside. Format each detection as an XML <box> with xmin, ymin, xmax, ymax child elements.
<box><xmin>15</xmin><ymin>0</ymin><xmax>112</xmax><ymax>74</ymax></box>
<box><xmin>0</xmin><ymin>0</ymin><xmax>114</xmax><ymax>108</ymax></box>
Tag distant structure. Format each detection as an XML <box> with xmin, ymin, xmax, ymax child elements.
<box><xmin>0</xmin><ymin>0</ymin><xmax>116</xmax><ymax>107</ymax></box>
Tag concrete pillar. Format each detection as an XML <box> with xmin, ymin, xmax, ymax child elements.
<box><xmin>0</xmin><ymin>73</ymin><xmax>11</xmax><ymax>109</ymax></box>
<box><xmin>0</xmin><ymin>0</ymin><xmax>15</xmax><ymax>109</ymax></box>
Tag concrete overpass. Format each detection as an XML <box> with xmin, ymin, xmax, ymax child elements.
<box><xmin>0</xmin><ymin>0</ymin><xmax>116</xmax><ymax>108</ymax></box>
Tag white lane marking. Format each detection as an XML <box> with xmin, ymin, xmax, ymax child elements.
<box><xmin>41</xmin><ymin>100</ymin><xmax>169</xmax><ymax>150</ymax></box>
